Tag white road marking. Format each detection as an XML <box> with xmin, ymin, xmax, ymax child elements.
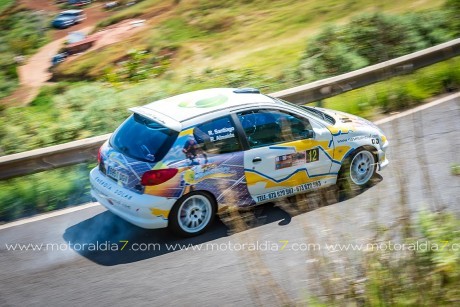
<box><xmin>0</xmin><ymin>91</ymin><xmax>458</xmax><ymax>231</ymax></box>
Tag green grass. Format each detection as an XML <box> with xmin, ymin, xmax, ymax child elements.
<box><xmin>0</xmin><ymin>6</ymin><xmax>51</xmax><ymax>98</ymax></box>
<box><xmin>451</xmin><ymin>163</ymin><xmax>460</xmax><ymax>176</ymax></box>
<box><xmin>0</xmin><ymin>163</ymin><xmax>95</xmax><ymax>222</ymax></box>
<box><xmin>0</xmin><ymin>0</ymin><xmax>14</xmax><ymax>12</ymax></box>
<box><xmin>95</xmin><ymin>0</ymin><xmax>165</xmax><ymax>28</ymax></box>
<box><xmin>303</xmin><ymin>211</ymin><xmax>460</xmax><ymax>305</ymax></box>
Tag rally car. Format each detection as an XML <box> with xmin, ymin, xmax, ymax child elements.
<box><xmin>90</xmin><ymin>88</ymin><xmax>389</xmax><ymax>236</ymax></box>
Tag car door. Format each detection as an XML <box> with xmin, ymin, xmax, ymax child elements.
<box><xmin>236</xmin><ymin>108</ymin><xmax>334</xmax><ymax>203</ymax></box>
<box><xmin>190</xmin><ymin>115</ymin><xmax>255</xmax><ymax>207</ymax></box>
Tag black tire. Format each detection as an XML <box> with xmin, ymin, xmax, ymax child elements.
<box><xmin>169</xmin><ymin>191</ymin><xmax>216</xmax><ymax>237</ymax></box>
<box><xmin>337</xmin><ymin>148</ymin><xmax>376</xmax><ymax>197</ymax></box>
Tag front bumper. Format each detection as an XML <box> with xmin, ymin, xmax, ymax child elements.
<box><xmin>377</xmin><ymin>140</ymin><xmax>389</xmax><ymax>171</ymax></box>
<box><xmin>90</xmin><ymin>167</ymin><xmax>175</xmax><ymax>229</ymax></box>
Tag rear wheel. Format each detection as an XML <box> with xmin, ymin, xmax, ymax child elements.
<box><xmin>169</xmin><ymin>192</ymin><xmax>216</xmax><ymax>237</ymax></box>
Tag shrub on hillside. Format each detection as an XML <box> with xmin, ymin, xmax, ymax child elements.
<box><xmin>298</xmin><ymin>11</ymin><xmax>457</xmax><ymax>82</ymax></box>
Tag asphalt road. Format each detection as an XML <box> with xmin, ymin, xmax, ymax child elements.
<box><xmin>1</xmin><ymin>94</ymin><xmax>459</xmax><ymax>306</ymax></box>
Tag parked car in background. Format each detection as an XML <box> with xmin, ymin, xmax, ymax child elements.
<box><xmin>104</xmin><ymin>1</ymin><xmax>119</xmax><ymax>9</ymax></box>
<box><xmin>51</xmin><ymin>52</ymin><xmax>68</xmax><ymax>66</ymax></box>
<box><xmin>68</xmin><ymin>0</ymin><xmax>92</xmax><ymax>6</ymax></box>
<box><xmin>51</xmin><ymin>10</ymin><xmax>86</xmax><ymax>29</ymax></box>
<box><xmin>55</xmin><ymin>0</ymin><xmax>91</xmax><ymax>5</ymax></box>
<box><xmin>90</xmin><ymin>88</ymin><xmax>389</xmax><ymax>237</ymax></box>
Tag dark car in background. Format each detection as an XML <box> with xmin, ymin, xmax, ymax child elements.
<box><xmin>68</xmin><ymin>0</ymin><xmax>92</xmax><ymax>6</ymax></box>
<box><xmin>51</xmin><ymin>10</ymin><xmax>86</xmax><ymax>29</ymax></box>
<box><xmin>56</xmin><ymin>0</ymin><xmax>91</xmax><ymax>5</ymax></box>
<box><xmin>51</xmin><ymin>52</ymin><xmax>68</xmax><ymax>66</ymax></box>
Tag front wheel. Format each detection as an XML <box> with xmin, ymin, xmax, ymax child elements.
<box><xmin>349</xmin><ymin>149</ymin><xmax>376</xmax><ymax>186</ymax></box>
<box><xmin>169</xmin><ymin>192</ymin><xmax>216</xmax><ymax>237</ymax></box>
<box><xmin>338</xmin><ymin>149</ymin><xmax>376</xmax><ymax>195</ymax></box>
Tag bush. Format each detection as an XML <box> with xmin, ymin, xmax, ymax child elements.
<box><xmin>194</xmin><ymin>13</ymin><xmax>235</xmax><ymax>33</ymax></box>
<box><xmin>445</xmin><ymin>0</ymin><xmax>460</xmax><ymax>35</ymax></box>
<box><xmin>0</xmin><ymin>8</ymin><xmax>51</xmax><ymax>98</ymax></box>
<box><xmin>299</xmin><ymin>11</ymin><xmax>457</xmax><ymax>82</ymax></box>
<box><xmin>0</xmin><ymin>163</ymin><xmax>95</xmax><ymax>222</ymax></box>
<box><xmin>360</xmin><ymin>211</ymin><xmax>460</xmax><ymax>305</ymax></box>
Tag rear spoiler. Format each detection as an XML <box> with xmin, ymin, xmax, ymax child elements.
<box><xmin>129</xmin><ymin>106</ymin><xmax>182</xmax><ymax>132</ymax></box>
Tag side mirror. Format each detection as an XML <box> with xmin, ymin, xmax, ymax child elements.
<box><xmin>301</xmin><ymin>129</ymin><xmax>315</xmax><ymax>139</ymax></box>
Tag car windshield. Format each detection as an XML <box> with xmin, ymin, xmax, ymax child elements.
<box><xmin>272</xmin><ymin>97</ymin><xmax>335</xmax><ymax>125</ymax></box>
<box><xmin>110</xmin><ymin>114</ymin><xmax>178</xmax><ymax>162</ymax></box>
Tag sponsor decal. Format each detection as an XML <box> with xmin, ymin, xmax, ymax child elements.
<box><xmin>178</xmin><ymin>95</ymin><xmax>228</xmax><ymax>108</ymax></box>
<box><xmin>275</xmin><ymin>149</ymin><xmax>318</xmax><ymax>170</ymax></box>
<box><xmin>113</xmin><ymin>189</ymin><xmax>133</xmax><ymax>201</ymax></box>
<box><xmin>150</xmin><ymin>208</ymin><xmax>170</xmax><ymax>219</ymax></box>
<box><xmin>95</xmin><ymin>176</ymin><xmax>113</xmax><ymax>191</ymax></box>
<box><xmin>336</xmin><ymin>133</ymin><xmax>379</xmax><ymax>144</ymax></box>
<box><xmin>93</xmin><ymin>176</ymin><xmax>133</xmax><ymax>201</ymax></box>
<box><xmin>183</xmin><ymin>164</ymin><xmax>234</xmax><ymax>185</ymax></box>
<box><xmin>275</xmin><ymin>151</ymin><xmax>306</xmax><ymax>169</ymax></box>
<box><xmin>255</xmin><ymin>180</ymin><xmax>321</xmax><ymax>202</ymax></box>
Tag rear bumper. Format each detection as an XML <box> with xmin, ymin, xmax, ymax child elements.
<box><xmin>90</xmin><ymin>167</ymin><xmax>175</xmax><ymax>229</ymax></box>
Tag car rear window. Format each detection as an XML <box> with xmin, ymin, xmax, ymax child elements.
<box><xmin>110</xmin><ymin>114</ymin><xmax>179</xmax><ymax>162</ymax></box>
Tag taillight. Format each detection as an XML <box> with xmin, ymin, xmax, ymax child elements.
<box><xmin>97</xmin><ymin>147</ymin><xmax>102</xmax><ymax>164</ymax></box>
<box><xmin>141</xmin><ymin>169</ymin><xmax>178</xmax><ymax>186</ymax></box>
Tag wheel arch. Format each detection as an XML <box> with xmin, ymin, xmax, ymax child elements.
<box><xmin>169</xmin><ymin>189</ymin><xmax>218</xmax><ymax>237</ymax></box>
<box><xmin>178</xmin><ymin>189</ymin><xmax>218</xmax><ymax>212</ymax></box>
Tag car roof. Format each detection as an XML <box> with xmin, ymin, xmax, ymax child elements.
<box><xmin>141</xmin><ymin>88</ymin><xmax>276</xmax><ymax>123</ymax></box>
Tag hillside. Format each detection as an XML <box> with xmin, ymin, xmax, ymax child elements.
<box><xmin>54</xmin><ymin>0</ymin><xmax>445</xmax><ymax>80</ymax></box>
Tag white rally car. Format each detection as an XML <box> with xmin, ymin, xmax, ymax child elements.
<box><xmin>90</xmin><ymin>88</ymin><xmax>389</xmax><ymax>236</ymax></box>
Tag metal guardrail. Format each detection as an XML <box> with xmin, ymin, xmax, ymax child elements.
<box><xmin>271</xmin><ymin>38</ymin><xmax>460</xmax><ymax>104</ymax></box>
<box><xmin>1</xmin><ymin>38</ymin><xmax>460</xmax><ymax>180</ymax></box>
<box><xmin>0</xmin><ymin>134</ymin><xmax>111</xmax><ymax>180</ymax></box>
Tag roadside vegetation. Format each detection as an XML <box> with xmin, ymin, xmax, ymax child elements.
<box><xmin>0</xmin><ymin>2</ymin><xmax>51</xmax><ymax>99</ymax></box>
<box><xmin>297</xmin><ymin>11</ymin><xmax>456</xmax><ymax>82</ymax></box>
<box><xmin>324</xmin><ymin>56</ymin><xmax>460</xmax><ymax>117</ymax></box>
<box><xmin>0</xmin><ymin>0</ymin><xmax>13</xmax><ymax>11</ymax></box>
<box><xmin>0</xmin><ymin>163</ymin><xmax>94</xmax><ymax>222</ymax></box>
<box><xmin>54</xmin><ymin>0</ymin><xmax>447</xmax><ymax>80</ymax></box>
<box><xmin>95</xmin><ymin>0</ymin><xmax>161</xmax><ymax>28</ymax></box>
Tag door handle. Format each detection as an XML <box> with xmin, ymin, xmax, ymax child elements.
<box><xmin>252</xmin><ymin>157</ymin><xmax>262</xmax><ymax>163</ymax></box>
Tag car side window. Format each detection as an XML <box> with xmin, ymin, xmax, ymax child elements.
<box><xmin>237</xmin><ymin>109</ymin><xmax>313</xmax><ymax>148</ymax></box>
<box><xmin>193</xmin><ymin>116</ymin><xmax>242</xmax><ymax>154</ymax></box>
